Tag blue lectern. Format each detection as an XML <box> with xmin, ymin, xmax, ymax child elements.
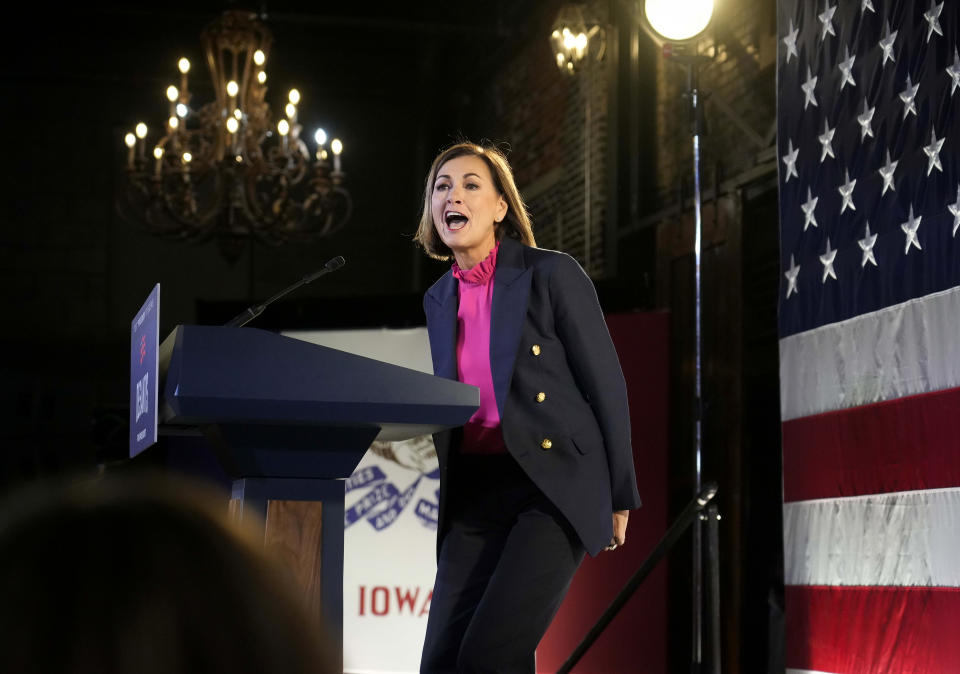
<box><xmin>157</xmin><ymin>325</ymin><xmax>477</xmax><ymax>657</ymax></box>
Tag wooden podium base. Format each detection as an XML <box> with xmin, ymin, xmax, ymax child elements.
<box><xmin>229</xmin><ymin>478</ymin><xmax>344</xmax><ymax>666</ymax></box>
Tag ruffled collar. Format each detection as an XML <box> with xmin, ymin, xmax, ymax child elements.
<box><xmin>451</xmin><ymin>242</ymin><xmax>499</xmax><ymax>285</ymax></box>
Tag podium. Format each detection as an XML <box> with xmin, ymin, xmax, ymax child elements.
<box><xmin>156</xmin><ymin>325</ymin><xmax>477</xmax><ymax>655</ymax></box>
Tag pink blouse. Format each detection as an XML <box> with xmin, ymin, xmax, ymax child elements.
<box><xmin>451</xmin><ymin>242</ymin><xmax>508</xmax><ymax>454</ymax></box>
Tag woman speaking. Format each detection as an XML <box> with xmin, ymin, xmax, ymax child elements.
<box><xmin>415</xmin><ymin>142</ymin><xmax>641</xmax><ymax>673</ymax></box>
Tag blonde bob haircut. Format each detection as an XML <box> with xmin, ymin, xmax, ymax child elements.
<box><xmin>414</xmin><ymin>142</ymin><xmax>536</xmax><ymax>260</ymax></box>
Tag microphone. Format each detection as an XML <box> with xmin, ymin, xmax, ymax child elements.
<box><xmin>225</xmin><ymin>256</ymin><xmax>345</xmax><ymax>328</ymax></box>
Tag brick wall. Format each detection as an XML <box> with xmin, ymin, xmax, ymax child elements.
<box><xmin>482</xmin><ymin>0</ymin><xmax>611</xmax><ymax>276</ymax></box>
<box><xmin>653</xmin><ymin>0</ymin><xmax>777</xmax><ymax>206</ymax></box>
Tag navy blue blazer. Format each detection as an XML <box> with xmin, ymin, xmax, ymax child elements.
<box><xmin>424</xmin><ymin>236</ymin><xmax>642</xmax><ymax>557</ymax></box>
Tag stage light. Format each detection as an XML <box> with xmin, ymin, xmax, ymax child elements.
<box><xmin>640</xmin><ymin>0</ymin><xmax>714</xmax><ymax>45</ymax></box>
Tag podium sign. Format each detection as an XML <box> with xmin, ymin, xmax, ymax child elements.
<box><xmin>130</xmin><ymin>284</ymin><xmax>160</xmax><ymax>457</ymax></box>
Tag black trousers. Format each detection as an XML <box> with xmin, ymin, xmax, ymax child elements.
<box><xmin>420</xmin><ymin>453</ymin><xmax>586</xmax><ymax>674</ymax></box>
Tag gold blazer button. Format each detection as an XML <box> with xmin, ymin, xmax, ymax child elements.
<box><xmin>536</xmin><ymin>392</ymin><xmax>546</xmax><ymax>403</ymax></box>
<box><xmin>531</xmin><ymin>344</ymin><xmax>542</xmax><ymax>356</ymax></box>
<box><xmin>541</xmin><ymin>438</ymin><xmax>552</xmax><ymax>450</ymax></box>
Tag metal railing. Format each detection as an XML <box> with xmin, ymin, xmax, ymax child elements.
<box><xmin>557</xmin><ymin>482</ymin><xmax>721</xmax><ymax>674</ymax></box>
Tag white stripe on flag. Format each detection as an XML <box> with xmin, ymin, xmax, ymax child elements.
<box><xmin>786</xmin><ymin>670</ymin><xmax>840</xmax><ymax>674</ymax></box>
<box><xmin>784</xmin><ymin>487</ymin><xmax>960</xmax><ymax>587</ymax></box>
<box><xmin>779</xmin><ymin>285</ymin><xmax>960</xmax><ymax>421</ymax></box>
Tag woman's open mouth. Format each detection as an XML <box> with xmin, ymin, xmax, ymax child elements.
<box><xmin>444</xmin><ymin>210</ymin><xmax>469</xmax><ymax>231</ymax></box>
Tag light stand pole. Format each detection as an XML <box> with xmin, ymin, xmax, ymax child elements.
<box><xmin>677</xmin><ymin>46</ymin><xmax>719</xmax><ymax>674</ymax></box>
<box><xmin>688</xmin><ymin>58</ymin><xmax>705</xmax><ymax>671</ymax></box>
<box><xmin>638</xmin><ymin>0</ymin><xmax>716</xmax><ymax>669</ymax></box>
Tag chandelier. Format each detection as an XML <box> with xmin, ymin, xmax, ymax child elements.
<box><xmin>549</xmin><ymin>4</ymin><xmax>605</xmax><ymax>75</ymax></box>
<box><xmin>117</xmin><ymin>10</ymin><xmax>351</xmax><ymax>253</ymax></box>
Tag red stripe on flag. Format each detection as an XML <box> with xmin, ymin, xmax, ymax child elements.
<box><xmin>786</xmin><ymin>585</ymin><xmax>960</xmax><ymax>674</ymax></box>
<box><xmin>782</xmin><ymin>387</ymin><xmax>960</xmax><ymax>502</ymax></box>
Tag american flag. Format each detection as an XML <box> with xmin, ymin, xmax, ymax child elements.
<box><xmin>777</xmin><ymin>0</ymin><xmax>960</xmax><ymax>671</ymax></box>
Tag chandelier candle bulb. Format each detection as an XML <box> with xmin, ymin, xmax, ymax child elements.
<box><xmin>168</xmin><ymin>116</ymin><xmax>179</xmax><ymax>131</ymax></box>
<box><xmin>226</xmin><ymin>80</ymin><xmax>238</xmax><ymax>111</ymax></box>
<box><xmin>277</xmin><ymin>118</ymin><xmax>289</xmax><ymax>151</ymax></box>
<box><xmin>225</xmin><ymin>117</ymin><xmax>239</xmax><ymax>154</ymax></box>
<box><xmin>257</xmin><ymin>70</ymin><xmax>267</xmax><ymax>84</ymax></box>
<box><xmin>153</xmin><ymin>146</ymin><xmax>164</xmax><ymax>177</ymax></box>
<box><xmin>253</xmin><ymin>49</ymin><xmax>265</xmax><ymax>66</ymax></box>
<box><xmin>135</xmin><ymin>122</ymin><xmax>148</xmax><ymax>160</ymax></box>
<box><xmin>166</xmin><ymin>84</ymin><xmax>178</xmax><ymax>118</ymax></box>
<box><xmin>288</xmin><ymin>88</ymin><xmax>300</xmax><ymax>105</ymax></box>
<box><xmin>178</xmin><ymin>57</ymin><xmax>190</xmax><ymax>98</ymax></box>
<box><xmin>124</xmin><ymin>132</ymin><xmax>136</xmax><ymax>167</ymax></box>
<box><xmin>331</xmin><ymin>138</ymin><xmax>342</xmax><ymax>172</ymax></box>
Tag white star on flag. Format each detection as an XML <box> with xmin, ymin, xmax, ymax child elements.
<box><xmin>879</xmin><ymin>21</ymin><xmax>897</xmax><ymax>67</ymax></box>
<box><xmin>839</xmin><ymin>169</ymin><xmax>856</xmax><ymax>213</ymax></box>
<box><xmin>923</xmin><ymin>128</ymin><xmax>944</xmax><ymax>175</ymax></box>
<box><xmin>857</xmin><ymin>99</ymin><xmax>874</xmax><ymax>139</ymax></box>
<box><xmin>802</xmin><ymin>68</ymin><xmax>819</xmax><ymax>109</ymax></box>
<box><xmin>783</xmin><ymin>19</ymin><xmax>799</xmax><ymax>63</ymax></box>
<box><xmin>782</xmin><ymin>139</ymin><xmax>799</xmax><ymax>182</ymax></box>
<box><xmin>838</xmin><ymin>46</ymin><xmax>856</xmax><ymax>90</ymax></box>
<box><xmin>820</xmin><ymin>237</ymin><xmax>838</xmax><ymax>283</ymax></box>
<box><xmin>858</xmin><ymin>222</ymin><xmax>878</xmax><ymax>267</ymax></box>
<box><xmin>802</xmin><ymin>187</ymin><xmax>819</xmax><ymax>230</ymax></box>
<box><xmin>878</xmin><ymin>149</ymin><xmax>898</xmax><ymax>196</ymax></box>
<box><xmin>948</xmin><ymin>185</ymin><xmax>960</xmax><ymax>238</ymax></box>
<box><xmin>899</xmin><ymin>75</ymin><xmax>919</xmax><ymax>118</ymax></box>
<box><xmin>900</xmin><ymin>204</ymin><xmax>922</xmax><ymax>254</ymax></box>
<box><xmin>819</xmin><ymin>119</ymin><xmax>836</xmax><ymax>162</ymax></box>
<box><xmin>923</xmin><ymin>0</ymin><xmax>943</xmax><ymax>42</ymax></box>
<box><xmin>947</xmin><ymin>48</ymin><xmax>960</xmax><ymax>97</ymax></box>
<box><xmin>819</xmin><ymin>2</ymin><xmax>837</xmax><ymax>40</ymax></box>
<box><xmin>861</xmin><ymin>0</ymin><xmax>875</xmax><ymax>13</ymax></box>
<box><xmin>784</xmin><ymin>254</ymin><xmax>800</xmax><ymax>298</ymax></box>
